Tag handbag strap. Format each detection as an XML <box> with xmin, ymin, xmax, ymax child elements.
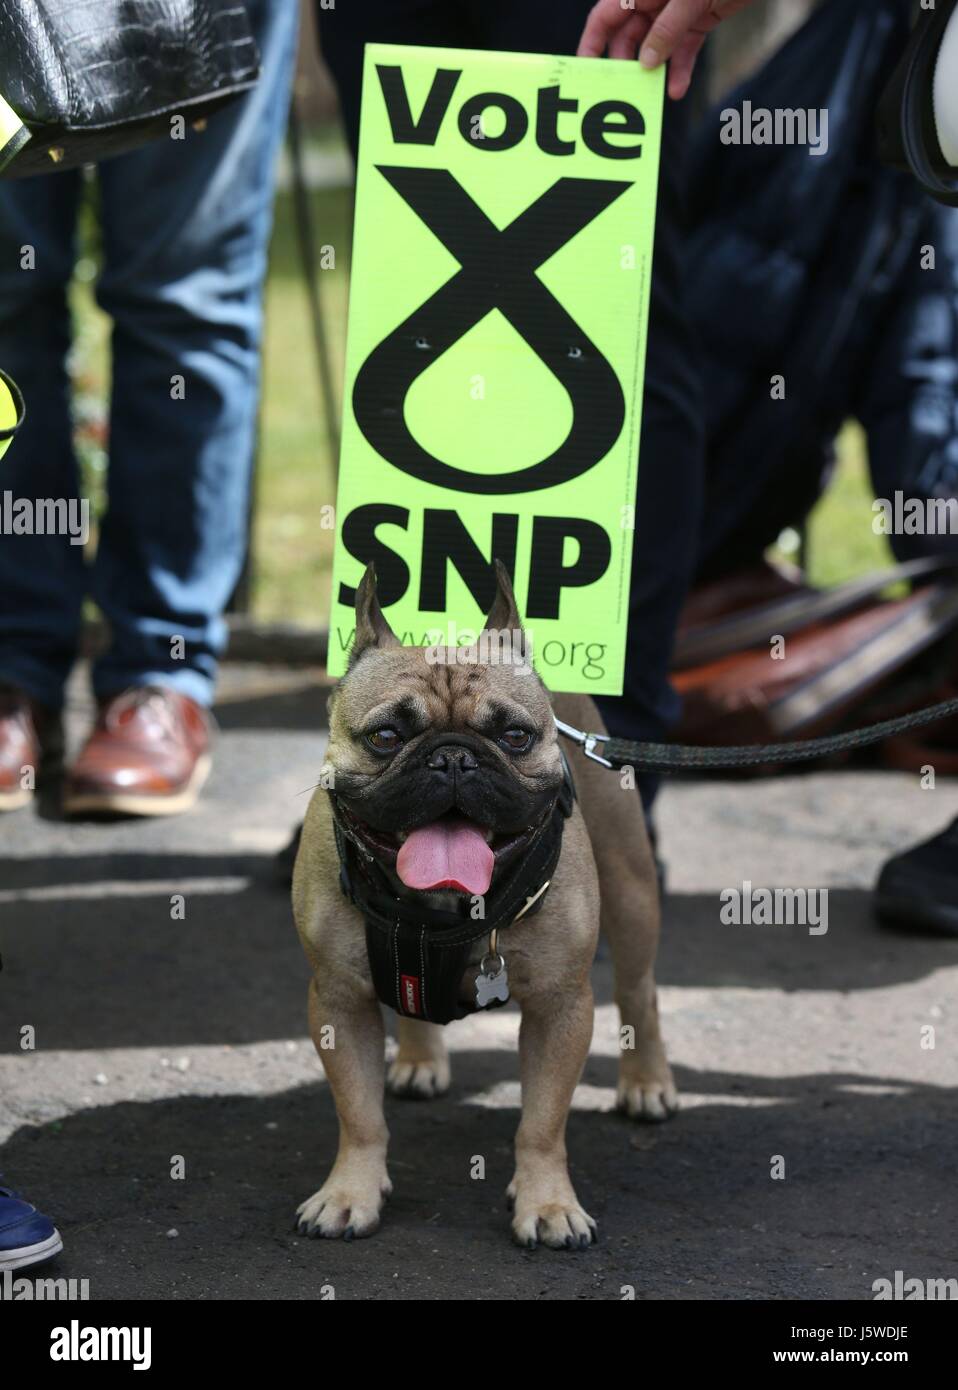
<box><xmin>765</xmin><ymin>583</ymin><xmax>958</xmax><ymax>736</ymax></box>
<box><xmin>673</xmin><ymin>556</ymin><xmax>958</xmax><ymax>669</ymax></box>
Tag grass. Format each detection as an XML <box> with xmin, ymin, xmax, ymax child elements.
<box><xmin>67</xmin><ymin>139</ymin><xmax>892</xmax><ymax>628</ymax></box>
<box><xmin>804</xmin><ymin>422</ymin><xmax>895</xmax><ymax>587</ymax></box>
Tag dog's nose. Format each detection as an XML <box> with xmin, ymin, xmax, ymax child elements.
<box><xmin>425</xmin><ymin>745</ymin><xmax>479</xmax><ymax>775</ymax></box>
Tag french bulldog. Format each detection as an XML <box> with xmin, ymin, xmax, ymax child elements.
<box><xmin>292</xmin><ymin>562</ymin><xmax>676</xmax><ymax>1249</ymax></box>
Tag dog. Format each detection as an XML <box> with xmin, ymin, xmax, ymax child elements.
<box><xmin>292</xmin><ymin>562</ymin><xmax>676</xmax><ymax>1248</ymax></box>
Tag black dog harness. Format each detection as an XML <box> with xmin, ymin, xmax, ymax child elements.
<box><xmin>329</xmin><ymin>754</ymin><xmax>575</xmax><ymax>1026</ymax></box>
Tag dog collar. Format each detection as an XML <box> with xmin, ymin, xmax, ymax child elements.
<box><xmin>328</xmin><ymin>750</ymin><xmax>575</xmax><ymax>1025</ymax></box>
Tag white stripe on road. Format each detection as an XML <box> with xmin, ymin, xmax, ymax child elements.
<box><xmin>0</xmin><ymin>877</ymin><xmax>251</xmax><ymax>904</ymax></box>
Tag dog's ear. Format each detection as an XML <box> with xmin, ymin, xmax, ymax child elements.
<box><xmin>350</xmin><ymin>563</ymin><xmax>400</xmax><ymax>662</ymax></box>
<box><xmin>481</xmin><ymin>560</ymin><xmax>530</xmax><ymax>654</ymax></box>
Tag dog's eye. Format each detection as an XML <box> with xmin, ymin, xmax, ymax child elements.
<box><xmin>498</xmin><ymin>728</ymin><xmax>533</xmax><ymax>754</ymax></box>
<box><xmin>366</xmin><ymin>727</ymin><xmax>403</xmax><ymax>754</ymax></box>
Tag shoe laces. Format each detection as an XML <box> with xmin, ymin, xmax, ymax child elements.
<box><xmin>104</xmin><ymin>686</ymin><xmax>181</xmax><ymax>739</ymax></box>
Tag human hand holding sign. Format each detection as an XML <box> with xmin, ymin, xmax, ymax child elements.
<box><xmin>577</xmin><ymin>0</ymin><xmax>758</xmax><ymax>99</ymax></box>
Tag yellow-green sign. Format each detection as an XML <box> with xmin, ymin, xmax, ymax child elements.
<box><xmin>329</xmin><ymin>43</ymin><xmax>664</xmax><ymax>693</ymax></box>
<box><xmin>0</xmin><ymin>369</ymin><xmax>24</xmax><ymax>460</ymax></box>
<box><xmin>0</xmin><ymin>92</ymin><xmax>29</xmax><ymax>173</ymax></box>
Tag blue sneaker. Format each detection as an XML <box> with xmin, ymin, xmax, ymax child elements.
<box><xmin>0</xmin><ymin>1182</ymin><xmax>63</xmax><ymax>1271</ymax></box>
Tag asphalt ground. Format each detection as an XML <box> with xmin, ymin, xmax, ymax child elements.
<box><xmin>1</xmin><ymin>665</ymin><xmax>956</xmax><ymax>1300</ymax></box>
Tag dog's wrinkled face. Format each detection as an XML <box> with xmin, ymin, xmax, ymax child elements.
<box><xmin>326</xmin><ymin>563</ymin><xmax>562</xmax><ymax>897</ymax></box>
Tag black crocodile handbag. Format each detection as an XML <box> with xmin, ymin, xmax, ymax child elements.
<box><xmin>0</xmin><ymin>0</ymin><xmax>260</xmax><ymax>178</ymax></box>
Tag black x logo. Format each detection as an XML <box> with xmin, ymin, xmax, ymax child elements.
<box><xmin>353</xmin><ymin>167</ymin><xmax>632</xmax><ymax>495</ymax></box>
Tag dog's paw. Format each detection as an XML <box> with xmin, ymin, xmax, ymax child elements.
<box><xmin>617</xmin><ymin>1050</ymin><xmax>679</xmax><ymax>1123</ymax></box>
<box><xmin>616</xmin><ymin>1071</ymin><xmax>679</xmax><ymax>1122</ymax></box>
<box><xmin>507</xmin><ymin>1179</ymin><xmax>597</xmax><ymax>1251</ymax></box>
<box><xmin>386</xmin><ymin>1056</ymin><xmax>450</xmax><ymax>1099</ymax></box>
<box><xmin>295</xmin><ymin>1167</ymin><xmax>392</xmax><ymax>1240</ymax></box>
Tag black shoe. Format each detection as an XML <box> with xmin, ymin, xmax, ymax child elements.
<box><xmin>875</xmin><ymin>816</ymin><xmax>958</xmax><ymax>936</ymax></box>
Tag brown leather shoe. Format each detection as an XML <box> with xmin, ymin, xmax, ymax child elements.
<box><xmin>0</xmin><ymin>686</ymin><xmax>62</xmax><ymax>812</ymax></box>
<box><xmin>63</xmin><ymin>686</ymin><xmax>213</xmax><ymax>817</ymax></box>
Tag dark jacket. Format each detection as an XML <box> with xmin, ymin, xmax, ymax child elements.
<box><xmin>685</xmin><ymin>0</ymin><xmax>954</xmax><ymax>575</ymax></box>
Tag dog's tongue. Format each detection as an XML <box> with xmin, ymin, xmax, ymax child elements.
<box><xmin>397</xmin><ymin>818</ymin><xmax>494</xmax><ymax>894</ymax></box>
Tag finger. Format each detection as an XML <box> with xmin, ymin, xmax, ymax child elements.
<box><xmin>608</xmin><ymin>13</ymin><xmax>651</xmax><ymax>62</ymax></box>
<box><xmin>667</xmin><ymin>31</ymin><xmax>707</xmax><ymax>98</ymax></box>
<box><xmin>638</xmin><ymin>0</ymin><xmax>713</xmax><ymax>68</ymax></box>
<box><xmin>577</xmin><ymin>0</ymin><xmax>634</xmax><ymax>57</ymax></box>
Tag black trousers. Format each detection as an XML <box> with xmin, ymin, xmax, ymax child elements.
<box><xmin>317</xmin><ymin>0</ymin><xmax>706</xmax><ymax>809</ymax></box>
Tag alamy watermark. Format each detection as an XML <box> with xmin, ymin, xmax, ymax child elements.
<box><xmin>0</xmin><ymin>491</ymin><xmax>89</xmax><ymax>545</ymax></box>
<box><xmin>424</xmin><ymin>623</ymin><xmax>533</xmax><ymax>674</ymax></box>
<box><xmin>720</xmin><ymin>101</ymin><xmax>829</xmax><ymax>157</ymax></box>
<box><xmin>720</xmin><ymin>880</ymin><xmax>828</xmax><ymax>935</ymax></box>
<box><xmin>872</xmin><ymin>492</ymin><xmax>958</xmax><ymax>536</ymax></box>
<box><xmin>873</xmin><ymin>1270</ymin><xmax>957</xmax><ymax>1300</ymax></box>
<box><xmin>50</xmin><ymin>1320</ymin><xmax>150</xmax><ymax>1370</ymax></box>
<box><xmin>1</xmin><ymin>1269</ymin><xmax>89</xmax><ymax>1300</ymax></box>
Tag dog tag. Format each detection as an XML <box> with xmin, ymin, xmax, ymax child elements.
<box><xmin>476</xmin><ymin>953</ymin><xmax>510</xmax><ymax>1009</ymax></box>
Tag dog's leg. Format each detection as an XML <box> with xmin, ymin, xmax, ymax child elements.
<box><xmin>594</xmin><ymin>815</ymin><xmax>678</xmax><ymax>1121</ymax></box>
<box><xmin>508</xmin><ymin>979</ymin><xmax>597</xmax><ymax>1249</ymax></box>
<box><xmin>295</xmin><ymin>974</ymin><xmax>392</xmax><ymax>1239</ymax></box>
<box><xmin>556</xmin><ymin>693</ymin><xmax>678</xmax><ymax>1122</ymax></box>
<box><xmin>387</xmin><ymin>1018</ymin><xmax>451</xmax><ymax>1099</ymax></box>
<box><xmin>612</xmin><ymin>966</ymin><xmax>678</xmax><ymax>1121</ymax></box>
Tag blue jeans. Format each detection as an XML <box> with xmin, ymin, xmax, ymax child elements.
<box><xmin>0</xmin><ymin>0</ymin><xmax>298</xmax><ymax>710</ymax></box>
